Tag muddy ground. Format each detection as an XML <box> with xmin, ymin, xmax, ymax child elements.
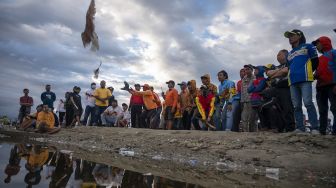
<box><xmin>0</xmin><ymin>126</ymin><xmax>336</xmax><ymax>187</ymax></box>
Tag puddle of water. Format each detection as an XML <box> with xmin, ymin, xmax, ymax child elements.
<box><xmin>0</xmin><ymin>142</ymin><xmax>204</xmax><ymax>188</ymax></box>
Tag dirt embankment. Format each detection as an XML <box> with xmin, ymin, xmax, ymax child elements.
<box><xmin>1</xmin><ymin>126</ymin><xmax>336</xmax><ymax>187</ymax></box>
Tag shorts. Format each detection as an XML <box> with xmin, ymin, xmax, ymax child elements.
<box><xmin>74</xmin><ymin>107</ymin><xmax>83</xmax><ymax>116</ymax></box>
<box><xmin>165</xmin><ymin>106</ymin><xmax>174</xmax><ymax>120</ymax></box>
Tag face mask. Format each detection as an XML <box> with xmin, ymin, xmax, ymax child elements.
<box><xmin>91</xmin><ymin>85</ymin><xmax>96</xmax><ymax>89</ymax></box>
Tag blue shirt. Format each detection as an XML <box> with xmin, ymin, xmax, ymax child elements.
<box><xmin>218</xmin><ymin>79</ymin><xmax>236</xmax><ymax>104</ymax></box>
<box><xmin>325</xmin><ymin>49</ymin><xmax>336</xmax><ymax>84</ymax></box>
<box><xmin>287</xmin><ymin>43</ymin><xmax>318</xmax><ymax>85</ymax></box>
<box><xmin>41</xmin><ymin>91</ymin><xmax>56</xmax><ymax>108</ymax></box>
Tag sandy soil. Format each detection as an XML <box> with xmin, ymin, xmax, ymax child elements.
<box><xmin>1</xmin><ymin>126</ymin><xmax>336</xmax><ymax>187</ymax></box>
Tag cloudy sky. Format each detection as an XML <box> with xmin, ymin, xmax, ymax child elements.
<box><xmin>0</xmin><ymin>0</ymin><xmax>335</xmax><ymax>119</ymax></box>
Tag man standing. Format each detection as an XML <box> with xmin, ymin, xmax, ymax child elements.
<box><xmin>313</xmin><ymin>36</ymin><xmax>336</xmax><ymax>135</ymax></box>
<box><xmin>129</xmin><ymin>84</ymin><xmax>157</xmax><ymax>128</ymax></box>
<box><xmin>215</xmin><ymin>70</ymin><xmax>237</xmax><ymax>131</ymax></box>
<box><xmin>162</xmin><ymin>80</ymin><xmax>179</xmax><ymax>130</ymax></box>
<box><xmin>18</xmin><ymin>88</ymin><xmax>34</xmax><ymax>123</ymax></box>
<box><xmin>55</xmin><ymin>99</ymin><xmax>66</xmax><ymax>126</ymax></box>
<box><xmin>41</xmin><ymin>84</ymin><xmax>56</xmax><ymax>109</ymax></box>
<box><xmin>93</xmin><ymin>80</ymin><xmax>112</xmax><ymax>126</ymax></box>
<box><xmin>232</xmin><ymin>69</ymin><xmax>245</xmax><ymax>132</ymax></box>
<box><xmin>284</xmin><ymin>29</ymin><xmax>319</xmax><ymax>134</ymax></box>
<box><xmin>178</xmin><ymin>81</ymin><xmax>192</xmax><ymax>130</ymax></box>
<box><xmin>265</xmin><ymin>49</ymin><xmax>295</xmax><ymax>132</ymax></box>
<box><xmin>187</xmin><ymin>80</ymin><xmax>200</xmax><ymax>130</ymax></box>
<box><xmin>129</xmin><ymin>84</ymin><xmax>144</xmax><ymax>128</ymax></box>
<box><xmin>82</xmin><ymin>82</ymin><xmax>96</xmax><ymax>126</ymax></box>
<box><xmin>70</xmin><ymin>86</ymin><xmax>83</xmax><ymax>126</ymax></box>
<box><xmin>240</xmin><ymin>65</ymin><xmax>255</xmax><ymax>132</ymax></box>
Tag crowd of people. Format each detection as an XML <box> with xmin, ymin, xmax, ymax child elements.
<box><xmin>18</xmin><ymin>29</ymin><xmax>336</xmax><ymax>135</ymax></box>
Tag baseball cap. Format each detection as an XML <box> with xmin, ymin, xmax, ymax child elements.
<box><xmin>166</xmin><ymin>80</ymin><xmax>175</xmax><ymax>85</ymax></box>
<box><xmin>284</xmin><ymin>29</ymin><xmax>303</xmax><ymax>38</ymax></box>
<box><xmin>177</xmin><ymin>81</ymin><xmax>187</xmax><ymax>86</ymax></box>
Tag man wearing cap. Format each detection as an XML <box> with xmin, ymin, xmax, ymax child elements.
<box><xmin>284</xmin><ymin>29</ymin><xmax>319</xmax><ymax>134</ymax></box>
<box><xmin>162</xmin><ymin>80</ymin><xmax>179</xmax><ymax>130</ymax></box>
<box><xmin>201</xmin><ymin>74</ymin><xmax>218</xmax><ymax>95</ymax></box>
<box><xmin>240</xmin><ymin>64</ymin><xmax>255</xmax><ymax>132</ymax></box>
<box><xmin>128</xmin><ymin>84</ymin><xmax>144</xmax><ymax>128</ymax></box>
<box><xmin>215</xmin><ymin>70</ymin><xmax>237</xmax><ymax>131</ymax></box>
<box><xmin>178</xmin><ymin>81</ymin><xmax>192</xmax><ymax>130</ymax></box>
<box><xmin>312</xmin><ymin>36</ymin><xmax>336</xmax><ymax>135</ymax></box>
<box><xmin>129</xmin><ymin>84</ymin><xmax>157</xmax><ymax>128</ymax></box>
<box><xmin>18</xmin><ymin>88</ymin><xmax>34</xmax><ymax>123</ymax></box>
<box><xmin>93</xmin><ymin>80</ymin><xmax>112</xmax><ymax>126</ymax></box>
<box><xmin>82</xmin><ymin>82</ymin><xmax>96</xmax><ymax>126</ymax></box>
<box><xmin>187</xmin><ymin>80</ymin><xmax>201</xmax><ymax>129</ymax></box>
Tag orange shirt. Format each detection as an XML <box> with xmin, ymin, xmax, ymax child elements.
<box><xmin>133</xmin><ymin>90</ymin><xmax>157</xmax><ymax>110</ymax></box>
<box><xmin>152</xmin><ymin>91</ymin><xmax>162</xmax><ymax>107</ymax></box>
<box><xmin>165</xmin><ymin>88</ymin><xmax>178</xmax><ymax>108</ymax></box>
<box><xmin>37</xmin><ymin>111</ymin><xmax>55</xmax><ymax>128</ymax></box>
<box><xmin>180</xmin><ymin>89</ymin><xmax>191</xmax><ymax>111</ymax></box>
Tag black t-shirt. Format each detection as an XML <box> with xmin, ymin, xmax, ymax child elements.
<box><xmin>271</xmin><ymin>63</ymin><xmax>289</xmax><ymax>88</ymax></box>
<box><xmin>70</xmin><ymin>92</ymin><xmax>82</xmax><ymax>109</ymax></box>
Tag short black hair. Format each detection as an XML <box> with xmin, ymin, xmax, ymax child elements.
<box><xmin>23</xmin><ymin>88</ymin><xmax>29</xmax><ymax>92</ymax></box>
<box><xmin>217</xmin><ymin>70</ymin><xmax>228</xmax><ymax>79</ymax></box>
<box><xmin>91</xmin><ymin>82</ymin><xmax>96</xmax><ymax>85</ymax></box>
<box><xmin>279</xmin><ymin>49</ymin><xmax>289</xmax><ymax>56</ymax></box>
<box><xmin>122</xmin><ymin>103</ymin><xmax>128</xmax><ymax>106</ymax></box>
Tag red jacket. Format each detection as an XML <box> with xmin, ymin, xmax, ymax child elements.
<box><xmin>316</xmin><ymin>36</ymin><xmax>334</xmax><ymax>87</ymax></box>
<box><xmin>195</xmin><ymin>93</ymin><xmax>215</xmax><ymax>120</ymax></box>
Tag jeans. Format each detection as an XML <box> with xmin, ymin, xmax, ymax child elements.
<box><xmin>104</xmin><ymin>115</ymin><xmax>117</xmax><ymax>126</ymax></box>
<box><xmin>316</xmin><ymin>85</ymin><xmax>336</xmax><ymax>134</ymax></box>
<box><xmin>232</xmin><ymin>100</ymin><xmax>241</xmax><ymax>132</ymax></box>
<box><xmin>241</xmin><ymin>102</ymin><xmax>254</xmax><ymax>132</ymax></box>
<box><xmin>290</xmin><ymin>82</ymin><xmax>319</xmax><ymax>131</ymax></box>
<box><xmin>93</xmin><ymin>106</ymin><xmax>108</xmax><ymax>126</ymax></box>
<box><xmin>82</xmin><ymin>105</ymin><xmax>95</xmax><ymax>126</ymax></box>
<box><xmin>130</xmin><ymin>104</ymin><xmax>142</xmax><ymax>128</ymax></box>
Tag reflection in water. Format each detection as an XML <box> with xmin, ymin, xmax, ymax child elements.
<box><xmin>2</xmin><ymin>143</ymin><xmax>203</xmax><ymax>188</ymax></box>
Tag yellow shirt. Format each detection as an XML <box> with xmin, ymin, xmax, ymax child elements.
<box><xmin>37</xmin><ymin>111</ymin><xmax>55</xmax><ymax>128</ymax></box>
<box><xmin>93</xmin><ymin>88</ymin><xmax>112</xmax><ymax>106</ymax></box>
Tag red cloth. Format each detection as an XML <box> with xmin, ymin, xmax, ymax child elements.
<box><xmin>130</xmin><ymin>94</ymin><xmax>143</xmax><ymax>105</ymax></box>
<box><xmin>198</xmin><ymin>93</ymin><xmax>215</xmax><ymax>114</ymax></box>
<box><xmin>20</xmin><ymin>96</ymin><xmax>33</xmax><ymax>105</ymax></box>
<box><xmin>237</xmin><ymin>80</ymin><xmax>242</xmax><ymax>94</ymax></box>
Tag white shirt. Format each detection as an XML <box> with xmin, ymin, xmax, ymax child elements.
<box><xmin>104</xmin><ymin>106</ymin><xmax>122</xmax><ymax>117</ymax></box>
<box><xmin>56</xmin><ymin>99</ymin><xmax>65</xmax><ymax>112</ymax></box>
<box><xmin>121</xmin><ymin>110</ymin><xmax>131</xmax><ymax>123</ymax></box>
<box><xmin>85</xmin><ymin>88</ymin><xmax>96</xmax><ymax>107</ymax></box>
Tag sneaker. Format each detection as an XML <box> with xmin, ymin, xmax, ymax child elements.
<box><xmin>311</xmin><ymin>129</ymin><xmax>320</xmax><ymax>135</ymax></box>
